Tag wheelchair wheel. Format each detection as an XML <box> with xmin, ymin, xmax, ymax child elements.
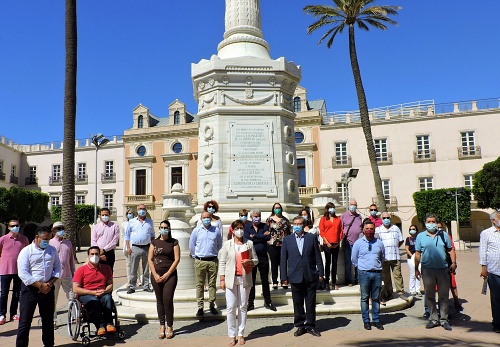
<box><xmin>67</xmin><ymin>300</ymin><xmax>81</xmax><ymax>341</ymax></box>
<box><xmin>82</xmin><ymin>336</ymin><xmax>91</xmax><ymax>346</ymax></box>
<box><xmin>118</xmin><ymin>330</ymin><xmax>126</xmax><ymax>339</ymax></box>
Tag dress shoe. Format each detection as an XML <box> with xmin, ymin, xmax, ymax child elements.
<box><xmin>364</xmin><ymin>322</ymin><xmax>372</xmax><ymax>330</ymax></box>
<box><xmin>196</xmin><ymin>308</ymin><xmax>204</xmax><ymax>316</ymax></box>
<box><xmin>307</xmin><ymin>328</ymin><xmax>321</xmax><ymax>337</ymax></box>
<box><xmin>97</xmin><ymin>327</ymin><xmax>107</xmax><ymax>336</ymax></box>
<box><xmin>374</xmin><ymin>322</ymin><xmax>384</xmax><ymax>330</ymax></box>
<box><xmin>293</xmin><ymin>327</ymin><xmax>307</xmax><ymax>337</ymax></box>
<box><xmin>325</xmin><ymin>284</ymin><xmax>331</xmax><ymax>291</ymax></box>
<box><xmin>441</xmin><ymin>321</ymin><xmax>452</xmax><ymax>331</ymax></box>
<box><xmin>143</xmin><ymin>287</ymin><xmax>153</xmax><ymax>292</ymax></box>
<box><xmin>264</xmin><ymin>303</ymin><xmax>277</xmax><ymax>311</ymax></box>
<box><xmin>210</xmin><ymin>306</ymin><xmax>219</xmax><ymax>315</ymax></box>
<box><xmin>426</xmin><ymin>320</ymin><xmax>440</xmax><ymax>329</ymax></box>
<box><xmin>127</xmin><ymin>288</ymin><xmax>135</xmax><ymax>294</ymax></box>
<box><xmin>247</xmin><ymin>303</ymin><xmax>255</xmax><ymax>311</ymax></box>
<box><xmin>106</xmin><ymin>324</ymin><xmax>117</xmax><ymax>333</ymax></box>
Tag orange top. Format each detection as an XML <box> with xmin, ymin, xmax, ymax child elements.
<box><xmin>319</xmin><ymin>215</ymin><xmax>343</xmax><ymax>243</ymax></box>
<box><xmin>235</xmin><ymin>250</ymin><xmax>243</xmax><ymax>276</ymax></box>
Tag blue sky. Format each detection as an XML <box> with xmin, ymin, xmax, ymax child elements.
<box><xmin>1</xmin><ymin>1</ymin><xmax>499</xmax><ymax>144</ymax></box>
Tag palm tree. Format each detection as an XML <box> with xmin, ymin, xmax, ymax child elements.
<box><xmin>304</xmin><ymin>0</ymin><xmax>401</xmax><ymax>211</ymax></box>
<box><xmin>62</xmin><ymin>0</ymin><xmax>77</xmax><ymax>249</ymax></box>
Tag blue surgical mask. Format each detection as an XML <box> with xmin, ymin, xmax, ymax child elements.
<box><xmin>302</xmin><ymin>215</ymin><xmax>308</xmax><ymax>221</ymax></box>
<box><xmin>328</xmin><ymin>208</ymin><xmax>335</xmax><ymax>214</ymax></box>
<box><xmin>56</xmin><ymin>230</ymin><xmax>65</xmax><ymax>237</ymax></box>
<box><xmin>253</xmin><ymin>217</ymin><xmax>261</xmax><ymax>224</ymax></box>
<box><xmin>240</xmin><ymin>216</ymin><xmax>247</xmax><ymax>222</ymax></box>
<box><xmin>409</xmin><ymin>229</ymin><xmax>417</xmax><ymax>236</ymax></box>
<box><xmin>39</xmin><ymin>240</ymin><xmax>49</xmax><ymax>249</ymax></box>
<box><xmin>349</xmin><ymin>205</ymin><xmax>357</xmax><ymax>212</ymax></box>
<box><xmin>127</xmin><ymin>213</ymin><xmax>134</xmax><ymax>220</ymax></box>
<box><xmin>159</xmin><ymin>228</ymin><xmax>170</xmax><ymax>236</ymax></box>
<box><xmin>10</xmin><ymin>226</ymin><xmax>20</xmax><ymax>233</ymax></box>
<box><xmin>138</xmin><ymin>209</ymin><xmax>146</xmax><ymax>217</ymax></box>
<box><xmin>202</xmin><ymin>218</ymin><xmax>212</xmax><ymax>226</ymax></box>
<box><xmin>292</xmin><ymin>225</ymin><xmax>303</xmax><ymax>234</ymax></box>
<box><xmin>207</xmin><ymin>207</ymin><xmax>216</xmax><ymax>214</ymax></box>
<box><xmin>370</xmin><ymin>210</ymin><xmax>378</xmax><ymax>217</ymax></box>
<box><xmin>382</xmin><ymin>218</ymin><xmax>391</xmax><ymax>226</ymax></box>
<box><xmin>426</xmin><ymin>223</ymin><xmax>438</xmax><ymax>232</ymax></box>
<box><xmin>497</xmin><ymin>221</ymin><xmax>500</xmax><ymax>228</ymax></box>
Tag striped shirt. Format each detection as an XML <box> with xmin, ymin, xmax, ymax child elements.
<box><xmin>479</xmin><ymin>226</ymin><xmax>500</xmax><ymax>276</ymax></box>
<box><xmin>375</xmin><ymin>224</ymin><xmax>403</xmax><ymax>261</ymax></box>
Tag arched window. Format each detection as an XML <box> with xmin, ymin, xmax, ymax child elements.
<box><xmin>174</xmin><ymin>111</ymin><xmax>180</xmax><ymax>125</ymax></box>
<box><xmin>138</xmin><ymin>115</ymin><xmax>144</xmax><ymax>128</ymax></box>
<box><xmin>293</xmin><ymin>97</ymin><xmax>301</xmax><ymax>112</ymax></box>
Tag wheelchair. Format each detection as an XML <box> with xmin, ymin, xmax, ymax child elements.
<box><xmin>67</xmin><ymin>298</ymin><xmax>126</xmax><ymax>346</ymax></box>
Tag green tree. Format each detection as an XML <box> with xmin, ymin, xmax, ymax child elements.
<box><xmin>473</xmin><ymin>156</ymin><xmax>500</xmax><ymax>209</ymax></box>
<box><xmin>62</xmin><ymin>0</ymin><xmax>78</xmax><ymax>247</ymax></box>
<box><xmin>304</xmin><ymin>0</ymin><xmax>401</xmax><ymax>211</ymax></box>
<box><xmin>52</xmin><ymin>204</ymin><xmax>95</xmax><ymax>251</ymax></box>
<box><xmin>0</xmin><ymin>187</ymin><xmax>49</xmax><ymax>232</ymax></box>
<box><xmin>413</xmin><ymin>188</ymin><xmax>471</xmax><ymax>223</ymax></box>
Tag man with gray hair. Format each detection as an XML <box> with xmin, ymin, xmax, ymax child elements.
<box><xmin>341</xmin><ymin>198</ymin><xmax>363</xmax><ymax>286</ymax></box>
<box><xmin>245</xmin><ymin>208</ymin><xmax>276</xmax><ymax>311</ymax></box>
<box><xmin>479</xmin><ymin>210</ymin><xmax>500</xmax><ymax>333</ymax></box>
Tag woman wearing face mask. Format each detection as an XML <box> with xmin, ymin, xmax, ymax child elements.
<box><xmin>300</xmin><ymin>208</ymin><xmax>314</xmax><ymax>232</ymax></box>
<box><xmin>266</xmin><ymin>202</ymin><xmax>291</xmax><ymax>289</ymax></box>
<box><xmin>319</xmin><ymin>202</ymin><xmax>343</xmax><ymax>291</ymax></box>
<box><xmin>197</xmin><ymin>200</ymin><xmax>224</xmax><ymax>238</ymax></box>
<box><xmin>405</xmin><ymin>225</ymin><xmax>421</xmax><ymax>296</ymax></box>
<box><xmin>227</xmin><ymin>209</ymin><xmax>250</xmax><ymax>240</ymax></box>
<box><xmin>148</xmin><ymin>220</ymin><xmax>180</xmax><ymax>339</ymax></box>
<box><xmin>219</xmin><ymin>220</ymin><xmax>258</xmax><ymax>346</ymax></box>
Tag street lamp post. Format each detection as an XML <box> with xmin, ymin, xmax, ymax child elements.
<box><xmin>341</xmin><ymin>168</ymin><xmax>359</xmax><ymax>208</ymax></box>
<box><xmin>91</xmin><ymin>133</ymin><xmax>109</xmax><ymax>224</ymax></box>
<box><xmin>446</xmin><ymin>187</ymin><xmax>465</xmax><ymax>240</ymax></box>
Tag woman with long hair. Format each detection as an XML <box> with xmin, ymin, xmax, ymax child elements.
<box><xmin>319</xmin><ymin>202</ymin><xmax>343</xmax><ymax>291</ymax></box>
<box><xmin>299</xmin><ymin>208</ymin><xmax>314</xmax><ymax>232</ymax></box>
<box><xmin>219</xmin><ymin>220</ymin><xmax>258</xmax><ymax>346</ymax></box>
<box><xmin>197</xmin><ymin>200</ymin><xmax>223</xmax><ymax>237</ymax></box>
<box><xmin>266</xmin><ymin>202</ymin><xmax>291</xmax><ymax>289</ymax></box>
<box><xmin>148</xmin><ymin>220</ymin><xmax>180</xmax><ymax>339</ymax></box>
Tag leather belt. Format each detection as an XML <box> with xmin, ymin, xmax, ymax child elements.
<box><xmin>195</xmin><ymin>256</ymin><xmax>217</xmax><ymax>261</ymax></box>
<box><xmin>132</xmin><ymin>244</ymin><xmax>150</xmax><ymax>248</ymax></box>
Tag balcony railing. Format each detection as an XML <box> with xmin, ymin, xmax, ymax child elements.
<box><xmin>298</xmin><ymin>186</ymin><xmax>319</xmax><ymax>197</ymax></box>
<box><xmin>413</xmin><ymin>149</ymin><xmax>436</xmax><ymax>163</ymax></box>
<box><xmin>76</xmin><ymin>174</ymin><xmax>88</xmax><ymax>184</ymax></box>
<box><xmin>331</xmin><ymin>155</ymin><xmax>352</xmax><ymax>169</ymax></box>
<box><xmin>376</xmin><ymin>152</ymin><xmax>393</xmax><ymax>165</ymax></box>
<box><xmin>458</xmin><ymin>146</ymin><xmax>481</xmax><ymax>159</ymax></box>
<box><xmin>372</xmin><ymin>196</ymin><xmax>398</xmax><ymax>209</ymax></box>
<box><xmin>125</xmin><ymin>195</ymin><xmax>154</xmax><ymax>206</ymax></box>
<box><xmin>25</xmin><ymin>177</ymin><xmax>38</xmax><ymax>185</ymax></box>
<box><xmin>101</xmin><ymin>172</ymin><xmax>116</xmax><ymax>183</ymax></box>
<box><xmin>104</xmin><ymin>206</ymin><xmax>117</xmax><ymax>215</ymax></box>
<box><xmin>0</xmin><ymin>172</ymin><xmax>5</xmax><ymax>181</ymax></box>
<box><xmin>49</xmin><ymin>176</ymin><xmax>62</xmax><ymax>185</ymax></box>
<box><xmin>10</xmin><ymin>175</ymin><xmax>19</xmax><ymax>184</ymax></box>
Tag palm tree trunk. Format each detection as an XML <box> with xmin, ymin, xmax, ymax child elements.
<box><xmin>348</xmin><ymin>25</ymin><xmax>387</xmax><ymax>211</ymax></box>
<box><xmin>62</xmin><ymin>0</ymin><xmax>77</xmax><ymax>248</ymax></box>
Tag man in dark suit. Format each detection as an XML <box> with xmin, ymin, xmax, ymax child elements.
<box><xmin>281</xmin><ymin>216</ymin><xmax>324</xmax><ymax>337</ymax></box>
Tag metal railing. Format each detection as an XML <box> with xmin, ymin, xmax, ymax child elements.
<box><xmin>10</xmin><ymin>175</ymin><xmax>19</xmax><ymax>184</ymax></box>
<box><xmin>458</xmin><ymin>146</ymin><xmax>481</xmax><ymax>159</ymax></box>
<box><xmin>331</xmin><ymin>155</ymin><xmax>352</xmax><ymax>168</ymax></box>
<box><xmin>76</xmin><ymin>174</ymin><xmax>88</xmax><ymax>184</ymax></box>
<box><xmin>101</xmin><ymin>172</ymin><xmax>116</xmax><ymax>183</ymax></box>
<box><xmin>372</xmin><ymin>196</ymin><xmax>398</xmax><ymax>207</ymax></box>
<box><xmin>376</xmin><ymin>152</ymin><xmax>393</xmax><ymax>165</ymax></box>
<box><xmin>49</xmin><ymin>176</ymin><xmax>62</xmax><ymax>185</ymax></box>
<box><xmin>0</xmin><ymin>172</ymin><xmax>5</xmax><ymax>181</ymax></box>
<box><xmin>25</xmin><ymin>177</ymin><xmax>38</xmax><ymax>185</ymax></box>
<box><xmin>413</xmin><ymin>149</ymin><xmax>436</xmax><ymax>163</ymax></box>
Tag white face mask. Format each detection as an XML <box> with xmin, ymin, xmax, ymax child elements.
<box><xmin>101</xmin><ymin>215</ymin><xmax>110</xmax><ymax>222</ymax></box>
<box><xmin>89</xmin><ymin>255</ymin><xmax>100</xmax><ymax>264</ymax></box>
<box><xmin>234</xmin><ymin>228</ymin><xmax>244</xmax><ymax>238</ymax></box>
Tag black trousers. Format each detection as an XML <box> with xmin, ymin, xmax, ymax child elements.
<box><xmin>16</xmin><ymin>283</ymin><xmax>55</xmax><ymax>347</ymax></box>
<box><xmin>248</xmin><ymin>255</ymin><xmax>272</xmax><ymax>305</ymax></box>
<box><xmin>291</xmin><ymin>279</ymin><xmax>318</xmax><ymax>328</ymax></box>
<box><xmin>267</xmin><ymin>245</ymin><xmax>282</xmax><ymax>285</ymax></box>
<box><xmin>323</xmin><ymin>246</ymin><xmax>340</xmax><ymax>285</ymax></box>
<box><xmin>0</xmin><ymin>274</ymin><xmax>22</xmax><ymax>317</ymax></box>
<box><xmin>99</xmin><ymin>249</ymin><xmax>116</xmax><ymax>272</ymax></box>
<box><xmin>151</xmin><ymin>272</ymin><xmax>178</xmax><ymax>327</ymax></box>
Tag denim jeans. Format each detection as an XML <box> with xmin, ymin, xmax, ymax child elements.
<box><xmin>358</xmin><ymin>270</ymin><xmax>382</xmax><ymax>323</ymax></box>
<box><xmin>79</xmin><ymin>293</ymin><xmax>114</xmax><ymax>329</ymax></box>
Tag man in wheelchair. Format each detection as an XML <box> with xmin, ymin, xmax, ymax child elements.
<box><xmin>73</xmin><ymin>246</ymin><xmax>116</xmax><ymax>336</ymax></box>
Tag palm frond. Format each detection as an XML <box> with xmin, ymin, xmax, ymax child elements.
<box><xmin>357</xmin><ymin>20</ymin><xmax>370</xmax><ymax>31</ymax></box>
<box><xmin>362</xmin><ymin>18</ymin><xmax>388</xmax><ymax>30</ymax></box>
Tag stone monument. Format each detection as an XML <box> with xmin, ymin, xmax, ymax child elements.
<box><xmin>191</xmin><ymin>0</ymin><xmax>303</xmax><ymax>227</ymax></box>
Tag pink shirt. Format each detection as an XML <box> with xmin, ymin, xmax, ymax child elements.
<box><xmin>0</xmin><ymin>233</ymin><xmax>29</xmax><ymax>275</ymax></box>
<box><xmin>49</xmin><ymin>236</ymin><xmax>75</xmax><ymax>279</ymax></box>
<box><xmin>91</xmin><ymin>221</ymin><xmax>119</xmax><ymax>252</ymax></box>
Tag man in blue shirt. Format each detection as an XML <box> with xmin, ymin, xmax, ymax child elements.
<box><xmin>189</xmin><ymin>211</ymin><xmax>223</xmax><ymax>317</ymax></box>
<box><xmin>352</xmin><ymin>220</ymin><xmax>385</xmax><ymax>330</ymax></box>
<box><xmin>415</xmin><ymin>213</ymin><xmax>457</xmax><ymax>331</ymax></box>
<box><xmin>16</xmin><ymin>226</ymin><xmax>61</xmax><ymax>347</ymax></box>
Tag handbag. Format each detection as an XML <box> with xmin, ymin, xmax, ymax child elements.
<box><xmin>341</xmin><ymin>215</ymin><xmax>356</xmax><ymax>249</ymax></box>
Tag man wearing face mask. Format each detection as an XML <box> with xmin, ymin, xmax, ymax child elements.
<box><xmin>49</xmin><ymin>221</ymin><xmax>75</xmax><ymax>329</ymax></box>
<box><xmin>375</xmin><ymin>212</ymin><xmax>404</xmax><ymax>302</ymax></box>
<box><xmin>281</xmin><ymin>216</ymin><xmax>324</xmax><ymax>337</ymax></box>
<box><xmin>415</xmin><ymin>214</ymin><xmax>456</xmax><ymax>331</ymax></box>
<box><xmin>125</xmin><ymin>204</ymin><xmax>155</xmax><ymax>294</ymax></box>
<box><xmin>367</xmin><ymin>204</ymin><xmax>382</xmax><ymax>228</ymax></box>
<box><xmin>341</xmin><ymin>198</ymin><xmax>363</xmax><ymax>286</ymax></box>
<box><xmin>16</xmin><ymin>226</ymin><xmax>61</xmax><ymax>347</ymax></box>
<box><xmin>91</xmin><ymin>208</ymin><xmax>120</xmax><ymax>272</ymax></box>
<box><xmin>189</xmin><ymin>211</ymin><xmax>223</xmax><ymax>316</ymax></box>
<box><xmin>0</xmin><ymin>217</ymin><xmax>29</xmax><ymax>325</ymax></box>
<box><xmin>73</xmin><ymin>246</ymin><xmax>115</xmax><ymax>337</ymax></box>
<box><xmin>244</xmin><ymin>208</ymin><xmax>276</xmax><ymax>311</ymax></box>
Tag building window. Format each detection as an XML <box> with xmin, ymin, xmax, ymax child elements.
<box><xmin>297</xmin><ymin>158</ymin><xmax>306</xmax><ymax>187</ymax></box>
<box><xmin>174</xmin><ymin>111</ymin><xmax>180</xmax><ymax>125</ymax></box>
<box><xmin>171</xmin><ymin>166</ymin><xmax>183</xmax><ymax>186</ymax></box>
<box><xmin>103</xmin><ymin>194</ymin><xmax>113</xmax><ymax>208</ymax></box>
<box><xmin>374</xmin><ymin>138</ymin><xmax>388</xmax><ymax>161</ymax></box>
<box><xmin>461</xmin><ymin>131</ymin><xmax>476</xmax><ymax>155</ymax></box>
<box><xmin>172</xmin><ymin>142</ymin><xmax>183</xmax><ymax>153</ymax></box>
<box><xmin>105</xmin><ymin>161</ymin><xmax>114</xmax><ymax>175</ymax></box>
<box><xmin>294</xmin><ymin>131</ymin><xmax>305</xmax><ymax>144</ymax></box>
<box><xmin>77</xmin><ymin>163</ymin><xmax>86</xmax><ymax>180</ymax></box>
<box><xmin>382</xmin><ymin>179</ymin><xmax>391</xmax><ymax>204</ymax></box>
<box><xmin>0</xmin><ymin>160</ymin><xmax>3</xmax><ymax>173</ymax></box>
<box><xmin>336</xmin><ymin>182</ymin><xmax>349</xmax><ymax>206</ymax></box>
<box><xmin>138</xmin><ymin>115</ymin><xmax>144</xmax><ymax>128</ymax></box>
<box><xmin>51</xmin><ymin>196</ymin><xmax>60</xmax><ymax>207</ymax></box>
<box><xmin>416</xmin><ymin>135</ymin><xmax>431</xmax><ymax>158</ymax></box>
<box><xmin>29</xmin><ymin>166</ymin><xmax>37</xmax><ymax>179</ymax></box>
<box><xmin>135</xmin><ymin>169</ymin><xmax>146</xmax><ymax>195</ymax></box>
<box><xmin>419</xmin><ymin>177</ymin><xmax>433</xmax><ymax>191</ymax></box>
<box><xmin>136</xmin><ymin>145</ymin><xmax>146</xmax><ymax>157</ymax></box>
<box><xmin>464</xmin><ymin>174</ymin><xmax>474</xmax><ymax>199</ymax></box>
<box><xmin>11</xmin><ymin>165</ymin><xmax>17</xmax><ymax>177</ymax></box>
<box><xmin>293</xmin><ymin>97</ymin><xmax>301</xmax><ymax>112</ymax></box>
<box><xmin>335</xmin><ymin>142</ymin><xmax>348</xmax><ymax>165</ymax></box>
<box><xmin>76</xmin><ymin>195</ymin><xmax>86</xmax><ymax>204</ymax></box>
<box><xmin>53</xmin><ymin>165</ymin><xmax>61</xmax><ymax>179</ymax></box>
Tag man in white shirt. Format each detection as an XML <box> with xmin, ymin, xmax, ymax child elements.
<box><xmin>375</xmin><ymin>212</ymin><xmax>404</xmax><ymax>301</ymax></box>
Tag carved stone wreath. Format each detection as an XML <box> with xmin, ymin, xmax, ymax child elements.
<box><xmin>203</xmin><ymin>152</ymin><xmax>214</xmax><ymax>169</ymax></box>
<box><xmin>287</xmin><ymin>179</ymin><xmax>296</xmax><ymax>194</ymax></box>
<box><xmin>203</xmin><ymin>124</ymin><xmax>214</xmax><ymax>141</ymax></box>
<box><xmin>203</xmin><ymin>181</ymin><xmax>213</xmax><ymax>197</ymax></box>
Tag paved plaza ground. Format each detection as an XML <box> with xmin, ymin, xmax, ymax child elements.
<box><xmin>1</xmin><ymin>244</ymin><xmax>498</xmax><ymax>346</ymax></box>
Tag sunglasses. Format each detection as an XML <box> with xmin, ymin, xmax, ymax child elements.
<box><xmin>410</xmin><ymin>229</ymin><xmax>417</xmax><ymax>231</ymax></box>
<box><xmin>382</xmin><ymin>217</ymin><xmax>391</xmax><ymax>220</ymax></box>
<box><xmin>370</xmin><ymin>209</ymin><xmax>378</xmax><ymax>212</ymax></box>
<box><xmin>10</xmin><ymin>224</ymin><xmax>20</xmax><ymax>227</ymax></box>
<box><xmin>56</xmin><ymin>227</ymin><xmax>64</xmax><ymax>231</ymax></box>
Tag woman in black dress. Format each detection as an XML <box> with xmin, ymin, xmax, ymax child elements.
<box><xmin>148</xmin><ymin>220</ymin><xmax>180</xmax><ymax>339</ymax></box>
<box><xmin>266</xmin><ymin>202</ymin><xmax>291</xmax><ymax>289</ymax></box>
